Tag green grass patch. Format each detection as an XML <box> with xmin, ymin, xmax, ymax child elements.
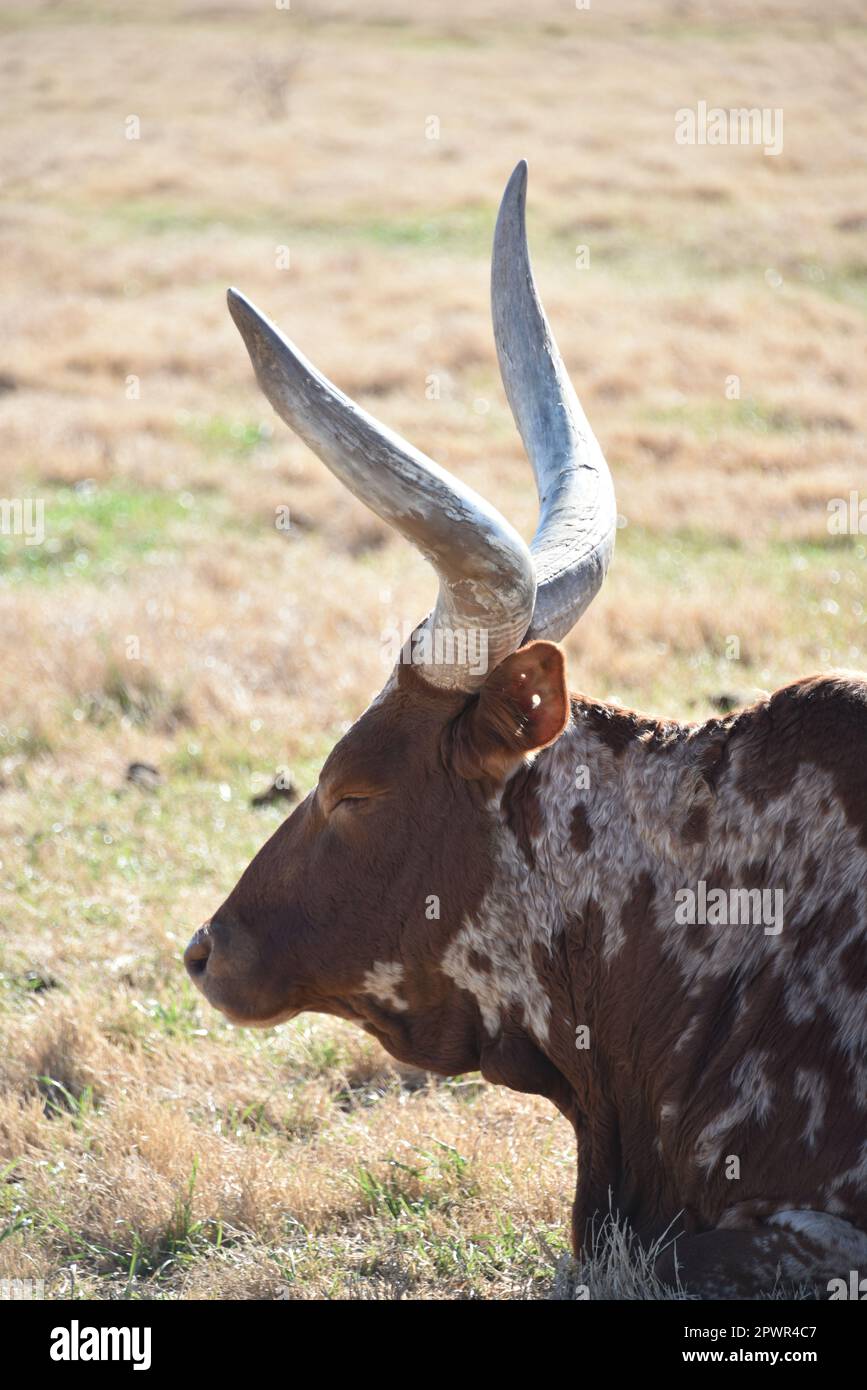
<box><xmin>0</xmin><ymin>483</ymin><xmax>213</xmax><ymax>588</ymax></box>
<box><xmin>178</xmin><ymin>413</ymin><xmax>273</xmax><ymax>457</ymax></box>
<box><xmin>640</xmin><ymin>397</ymin><xmax>808</xmax><ymax>436</ymax></box>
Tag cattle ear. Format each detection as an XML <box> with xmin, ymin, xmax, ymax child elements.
<box><xmin>450</xmin><ymin>641</ymin><xmax>569</xmax><ymax>781</ymax></box>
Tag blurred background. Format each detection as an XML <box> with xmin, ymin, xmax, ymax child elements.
<box><xmin>0</xmin><ymin>0</ymin><xmax>865</xmax><ymax>1298</ymax></box>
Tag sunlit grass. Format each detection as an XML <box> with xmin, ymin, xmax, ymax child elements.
<box><xmin>0</xmin><ymin>0</ymin><xmax>865</xmax><ymax>1300</ymax></box>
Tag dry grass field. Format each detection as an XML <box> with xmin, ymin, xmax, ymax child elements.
<box><xmin>1</xmin><ymin>0</ymin><xmax>865</xmax><ymax>1299</ymax></box>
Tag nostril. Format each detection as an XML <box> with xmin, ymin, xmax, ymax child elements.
<box><xmin>184</xmin><ymin>929</ymin><xmax>212</xmax><ymax>979</ymax></box>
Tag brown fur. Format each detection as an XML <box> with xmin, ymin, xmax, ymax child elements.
<box><xmin>187</xmin><ymin>659</ymin><xmax>867</xmax><ymax>1298</ymax></box>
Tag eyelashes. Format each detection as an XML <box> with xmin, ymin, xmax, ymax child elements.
<box><xmin>318</xmin><ymin>786</ymin><xmax>383</xmax><ymax>817</ymax></box>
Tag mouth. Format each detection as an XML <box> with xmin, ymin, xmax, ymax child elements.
<box><xmin>215</xmin><ymin>1004</ymin><xmax>301</xmax><ymax>1030</ymax></box>
<box><xmin>216</xmin><ymin>995</ymin><xmax>403</xmax><ymax>1043</ymax></box>
<box><xmin>189</xmin><ymin>970</ymin><xmax>405</xmax><ymax>1041</ymax></box>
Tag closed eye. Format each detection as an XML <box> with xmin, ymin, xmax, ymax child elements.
<box><xmin>317</xmin><ymin>785</ymin><xmax>385</xmax><ymax>817</ymax></box>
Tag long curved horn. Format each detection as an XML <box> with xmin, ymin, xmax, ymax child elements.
<box><xmin>492</xmin><ymin>160</ymin><xmax>616</xmax><ymax>643</ymax></box>
<box><xmin>227</xmin><ymin>288</ymin><xmax>535</xmax><ymax>691</ymax></box>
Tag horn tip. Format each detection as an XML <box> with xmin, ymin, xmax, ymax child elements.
<box><xmin>507</xmin><ymin>158</ymin><xmax>529</xmax><ymax>195</ymax></box>
<box><xmin>227</xmin><ymin>286</ymin><xmax>253</xmax><ymax>327</ymax></box>
<box><xmin>226</xmin><ymin>287</ymin><xmax>276</xmax><ymax>358</ymax></box>
<box><xmin>493</xmin><ymin>161</ymin><xmax>529</xmax><ymax>270</ymax></box>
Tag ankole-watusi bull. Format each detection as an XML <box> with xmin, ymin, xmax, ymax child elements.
<box><xmin>186</xmin><ymin>162</ymin><xmax>867</xmax><ymax>1298</ymax></box>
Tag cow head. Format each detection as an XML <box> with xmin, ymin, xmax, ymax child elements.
<box><xmin>185</xmin><ymin>162</ymin><xmax>616</xmax><ymax>1076</ymax></box>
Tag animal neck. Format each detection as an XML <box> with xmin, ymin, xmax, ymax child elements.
<box><xmin>446</xmin><ymin>691</ymin><xmax>735</xmax><ymax>1075</ymax></box>
<box><xmin>498</xmin><ymin>693</ymin><xmax>715</xmax><ymax>949</ymax></box>
<box><xmin>484</xmin><ymin>694</ymin><xmax>736</xmax><ymax>1072</ymax></box>
<box><xmin>477</xmin><ymin>695</ymin><xmax>733</xmax><ymax>1230</ymax></box>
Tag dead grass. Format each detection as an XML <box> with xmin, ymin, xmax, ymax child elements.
<box><xmin>0</xmin><ymin>0</ymin><xmax>865</xmax><ymax>1299</ymax></box>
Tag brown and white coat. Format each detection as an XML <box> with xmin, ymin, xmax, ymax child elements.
<box><xmin>185</xmin><ymin>164</ymin><xmax>867</xmax><ymax>1298</ymax></box>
